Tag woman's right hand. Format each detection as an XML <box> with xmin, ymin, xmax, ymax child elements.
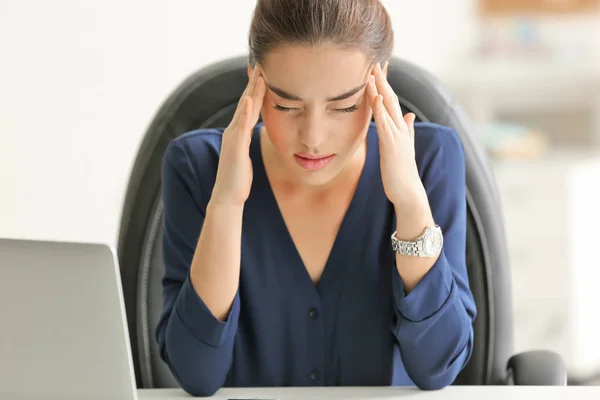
<box><xmin>211</xmin><ymin>66</ymin><xmax>266</xmax><ymax>207</ymax></box>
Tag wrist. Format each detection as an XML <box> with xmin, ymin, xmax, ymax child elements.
<box><xmin>207</xmin><ymin>200</ymin><xmax>245</xmax><ymax>215</ymax></box>
<box><xmin>391</xmin><ymin>175</ymin><xmax>427</xmax><ymax>206</ymax></box>
<box><xmin>394</xmin><ymin>201</ymin><xmax>435</xmax><ymax>241</ymax></box>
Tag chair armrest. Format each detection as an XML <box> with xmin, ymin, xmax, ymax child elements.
<box><xmin>506</xmin><ymin>350</ymin><xmax>566</xmax><ymax>386</ymax></box>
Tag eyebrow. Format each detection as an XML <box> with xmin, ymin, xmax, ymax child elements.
<box><xmin>266</xmin><ymin>82</ymin><xmax>367</xmax><ymax>102</ymax></box>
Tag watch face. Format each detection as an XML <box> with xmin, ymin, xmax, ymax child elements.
<box><xmin>423</xmin><ymin>229</ymin><xmax>443</xmax><ymax>256</ymax></box>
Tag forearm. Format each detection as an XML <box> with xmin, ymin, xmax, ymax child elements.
<box><xmin>164</xmin><ymin>299</ymin><xmax>237</xmax><ymax>397</ymax></box>
<box><xmin>392</xmin><ymin>275</ymin><xmax>474</xmax><ymax>390</ymax></box>
<box><xmin>394</xmin><ymin>196</ymin><xmax>438</xmax><ymax>293</ymax></box>
<box><xmin>391</xmin><ymin>241</ymin><xmax>474</xmax><ymax>389</ymax></box>
<box><xmin>160</xmin><ymin>201</ymin><xmax>243</xmax><ymax>396</ymax></box>
<box><xmin>385</xmin><ymin>125</ymin><xmax>476</xmax><ymax>388</ymax></box>
<box><xmin>190</xmin><ymin>201</ymin><xmax>244</xmax><ymax>321</ymax></box>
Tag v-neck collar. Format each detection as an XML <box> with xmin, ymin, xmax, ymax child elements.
<box><xmin>248</xmin><ymin>122</ymin><xmax>379</xmax><ymax>301</ymax></box>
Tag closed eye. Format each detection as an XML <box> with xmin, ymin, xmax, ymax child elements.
<box><xmin>273</xmin><ymin>104</ymin><xmax>360</xmax><ymax>113</ymax></box>
<box><xmin>273</xmin><ymin>104</ymin><xmax>297</xmax><ymax>112</ymax></box>
<box><xmin>336</xmin><ymin>104</ymin><xmax>359</xmax><ymax>113</ymax></box>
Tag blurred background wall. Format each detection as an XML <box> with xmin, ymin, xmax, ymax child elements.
<box><xmin>1</xmin><ymin>0</ymin><xmax>600</xmax><ymax>385</ymax></box>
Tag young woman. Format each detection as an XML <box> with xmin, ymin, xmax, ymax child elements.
<box><xmin>156</xmin><ymin>0</ymin><xmax>477</xmax><ymax>396</ymax></box>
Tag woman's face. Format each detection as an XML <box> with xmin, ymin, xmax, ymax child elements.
<box><xmin>251</xmin><ymin>45</ymin><xmax>377</xmax><ymax>188</ymax></box>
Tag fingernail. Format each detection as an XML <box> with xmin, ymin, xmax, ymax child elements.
<box><xmin>377</xmin><ymin>63</ymin><xmax>382</xmax><ymax>72</ymax></box>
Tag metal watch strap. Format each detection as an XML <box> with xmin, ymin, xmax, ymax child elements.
<box><xmin>391</xmin><ymin>231</ymin><xmax>422</xmax><ymax>256</ymax></box>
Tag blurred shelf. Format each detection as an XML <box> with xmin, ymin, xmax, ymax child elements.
<box><xmin>443</xmin><ymin>58</ymin><xmax>600</xmax><ymax>146</ymax></box>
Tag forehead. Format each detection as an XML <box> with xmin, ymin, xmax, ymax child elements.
<box><xmin>260</xmin><ymin>45</ymin><xmax>371</xmax><ymax>100</ymax></box>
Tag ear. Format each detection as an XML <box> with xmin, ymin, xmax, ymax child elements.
<box><xmin>247</xmin><ymin>62</ymin><xmax>253</xmax><ymax>79</ymax></box>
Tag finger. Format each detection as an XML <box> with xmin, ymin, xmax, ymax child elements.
<box><xmin>247</xmin><ymin>65</ymin><xmax>261</xmax><ymax>97</ymax></box>
<box><xmin>366</xmin><ymin>74</ymin><xmax>378</xmax><ymax>106</ymax></box>
<box><xmin>231</xmin><ymin>67</ymin><xmax>260</xmax><ymax>128</ymax></box>
<box><xmin>238</xmin><ymin>96</ymin><xmax>254</xmax><ymax>144</ymax></box>
<box><xmin>368</xmin><ymin>76</ymin><xmax>396</xmax><ymax>143</ymax></box>
<box><xmin>385</xmin><ymin>107</ymin><xmax>397</xmax><ymax>139</ymax></box>
<box><xmin>373</xmin><ymin>63</ymin><xmax>406</xmax><ymax>131</ymax></box>
<box><xmin>251</xmin><ymin>76</ymin><xmax>266</xmax><ymax>120</ymax></box>
<box><xmin>404</xmin><ymin>113</ymin><xmax>416</xmax><ymax>140</ymax></box>
<box><xmin>372</xmin><ymin>94</ymin><xmax>394</xmax><ymax>144</ymax></box>
<box><xmin>366</xmin><ymin>75</ymin><xmax>381</xmax><ymax>123</ymax></box>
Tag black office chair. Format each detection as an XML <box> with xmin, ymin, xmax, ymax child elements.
<box><xmin>117</xmin><ymin>55</ymin><xmax>566</xmax><ymax>389</ymax></box>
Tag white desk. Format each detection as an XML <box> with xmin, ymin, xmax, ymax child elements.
<box><xmin>137</xmin><ymin>386</ymin><xmax>600</xmax><ymax>400</ymax></box>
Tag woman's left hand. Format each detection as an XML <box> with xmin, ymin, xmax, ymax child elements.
<box><xmin>366</xmin><ymin>62</ymin><xmax>428</xmax><ymax>210</ymax></box>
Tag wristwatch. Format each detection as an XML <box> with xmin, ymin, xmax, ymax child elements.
<box><xmin>391</xmin><ymin>225</ymin><xmax>443</xmax><ymax>257</ymax></box>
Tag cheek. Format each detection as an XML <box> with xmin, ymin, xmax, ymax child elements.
<box><xmin>260</xmin><ymin>93</ymin><xmax>293</xmax><ymax>131</ymax></box>
<box><xmin>355</xmin><ymin>100</ymin><xmax>374</xmax><ymax>129</ymax></box>
<box><xmin>336</xmin><ymin>102</ymin><xmax>372</xmax><ymax>146</ymax></box>
<box><xmin>261</xmin><ymin>105</ymin><xmax>295</xmax><ymax>152</ymax></box>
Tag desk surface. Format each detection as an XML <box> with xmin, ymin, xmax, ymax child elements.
<box><xmin>138</xmin><ymin>386</ymin><xmax>600</xmax><ymax>400</ymax></box>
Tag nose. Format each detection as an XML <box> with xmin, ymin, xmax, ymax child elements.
<box><xmin>298</xmin><ymin>113</ymin><xmax>327</xmax><ymax>150</ymax></box>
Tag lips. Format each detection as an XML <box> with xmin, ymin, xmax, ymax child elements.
<box><xmin>294</xmin><ymin>153</ymin><xmax>335</xmax><ymax>171</ymax></box>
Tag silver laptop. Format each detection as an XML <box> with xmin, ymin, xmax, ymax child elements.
<box><xmin>0</xmin><ymin>238</ymin><xmax>138</xmax><ymax>400</ymax></box>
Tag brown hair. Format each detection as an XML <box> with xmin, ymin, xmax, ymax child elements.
<box><xmin>248</xmin><ymin>0</ymin><xmax>394</xmax><ymax>67</ymax></box>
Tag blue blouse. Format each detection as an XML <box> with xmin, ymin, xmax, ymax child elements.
<box><xmin>155</xmin><ymin>121</ymin><xmax>477</xmax><ymax>396</ymax></box>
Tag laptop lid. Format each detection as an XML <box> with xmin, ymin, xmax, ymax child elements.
<box><xmin>0</xmin><ymin>238</ymin><xmax>137</xmax><ymax>400</ymax></box>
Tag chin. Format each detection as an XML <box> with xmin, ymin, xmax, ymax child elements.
<box><xmin>296</xmin><ymin>171</ymin><xmax>337</xmax><ymax>187</ymax></box>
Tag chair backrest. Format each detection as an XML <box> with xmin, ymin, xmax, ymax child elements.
<box><xmin>117</xmin><ymin>55</ymin><xmax>514</xmax><ymax>388</ymax></box>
